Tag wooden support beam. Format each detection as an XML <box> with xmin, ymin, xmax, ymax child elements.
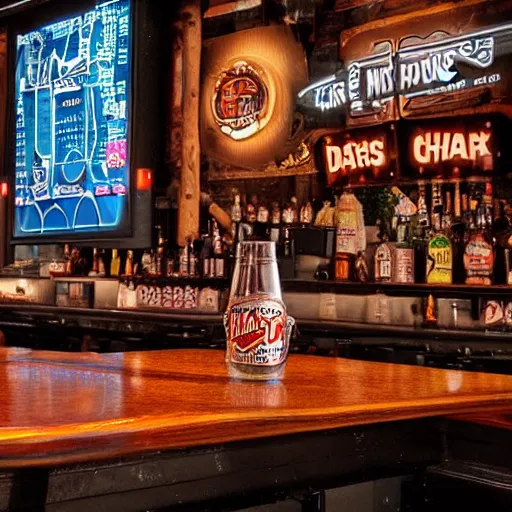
<box><xmin>177</xmin><ymin>0</ymin><xmax>201</xmax><ymax>246</ymax></box>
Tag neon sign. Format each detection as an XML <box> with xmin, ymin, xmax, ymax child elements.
<box><xmin>326</xmin><ymin>139</ymin><xmax>386</xmax><ymax>174</ymax></box>
<box><xmin>321</xmin><ymin>130</ymin><xmax>393</xmax><ymax>186</ymax></box>
<box><xmin>412</xmin><ymin>130</ymin><xmax>492</xmax><ymax>165</ymax></box>
<box><xmin>212</xmin><ymin>61</ymin><xmax>268</xmax><ymax>140</ymax></box>
<box><xmin>297</xmin><ymin>23</ymin><xmax>510</xmax><ymax>118</ymax></box>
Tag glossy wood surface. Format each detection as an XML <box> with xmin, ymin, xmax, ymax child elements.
<box><xmin>1</xmin><ymin>348</ymin><xmax>512</xmax><ymax>468</ymax></box>
<box><xmin>449</xmin><ymin>412</ymin><xmax>512</xmax><ymax>430</ymax></box>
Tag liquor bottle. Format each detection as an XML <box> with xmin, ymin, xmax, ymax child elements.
<box><xmin>201</xmin><ymin>233</ymin><xmax>212</xmax><ymax>278</ymax></box>
<box><xmin>426</xmin><ymin>233</ymin><xmax>453</xmax><ymax>284</ymax></box>
<box><xmin>246</xmin><ymin>200</ymin><xmax>257</xmax><ymax>224</ymax></box>
<box><xmin>334</xmin><ymin>192</ymin><xmax>358</xmax><ymax>281</ymax></box>
<box><xmin>453</xmin><ymin>181</ymin><xmax>462</xmax><ymax>220</ymax></box>
<box><xmin>300</xmin><ymin>201</ymin><xmax>314</xmax><ymax>224</ymax></box>
<box><xmin>417</xmin><ymin>181</ymin><xmax>429</xmax><ymax>228</ymax></box>
<box><xmin>451</xmin><ymin>223</ymin><xmax>466</xmax><ymax>284</ymax></box>
<box><xmin>464</xmin><ymin>211</ymin><xmax>494</xmax><ymax>286</ymax></box>
<box><xmin>493</xmin><ymin>201</ymin><xmax>511</xmax><ymax>284</ymax></box>
<box><xmin>290</xmin><ymin>196</ymin><xmax>299</xmax><ymax>224</ymax></box>
<box><xmin>125</xmin><ymin>250</ymin><xmax>134</xmax><ymax>276</ymax></box>
<box><xmin>212</xmin><ymin>221</ymin><xmax>225</xmax><ymax>278</ymax></box>
<box><xmin>97</xmin><ymin>250</ymin><xmax>106</xmax><ymax>277</ymax></box>
<box><xmin>256</xmin><ymin>204</ymin><xmax>269</xmax><ymax>240</ymax></box>
<box><xmin>283</xmin><ymin>224</ymin><xmax>292</xmax><ymax>257</ymax></box>
<box><xmin>188</xmin><ymin>238</ymin><xmax>198</xmax><ymax>278</ymax></box>
<box><xmin>431</xmin><ymin>181</ymin><xmax>443</xmax><ymax>232</ymax></box>
<box><xmin>179</xmin><ymin>242</ymin><xmax>189</xmax><ymax>277</ymax></box>
<box><xmin>375</xmin><ymin>235</ymin><xmax>393</xmax><ymax>283</ymax></box>
<box><xmin>231</xmin><ymin>194</ymin><xmax>242</xmax><ymax>244</ymax></box>
<box><xmin>270</xmin><ymin>202</ymin><xmax>281</xmax><ymax>243</ymax></box>
<box><xmin>156</xmin><ymin>226</ymin><xmax>166</xmax><ymax>276</ymax></box>
<box><xmin>64</xmin><ymin>244</ymin><xmax>73</xmax><ymax>276</ymax></box>
<box><xmin>89</xmin><ymin>248</ymin><xmax>100</xmax><ymax>276</ymax></box>
<box><xmin>141</xmin><ymin>249</ymin><xmax>152</xmax><ymax>275</ymax></box>
<box><xmin>166</xmin><ymin>250</ymin><xmax>175</xmax><ymax>277</ymax></box>
<box><xmin>462</xmin><ymin>193</ymin><xmax>471</xmax><ymax>232</ymax></box>
<box><xmin>396</xmin><ymin>216</ymin><xmax>407</xmax><ymax>245</ymax></box>
<box><xmin>354</xmin><ymin>251</ymin><xmax>369</xmax><ymax>282</ymax></box>
<box><xmin>231</xmin><ymin>194</ymin><xmax>242</xmax><ymax>223</ymax></box>
<box><xmin>442</xmin><ymin>190</ymin><xmax>452</xmax><ymax>233</ymax></box>
<box><xmin>148</xmin><ymin>249</ymin><xmax>157</xmax><ymax>276</ymax></box>
<box><xmin>394</xmin><ymin>220</ymin><xmax>414</xmax><ymax>284</ymax></box>
<box><xmin>110</xmin><ymin>249</ymin><xmax>121</xmax><ymax>277</ymax></box>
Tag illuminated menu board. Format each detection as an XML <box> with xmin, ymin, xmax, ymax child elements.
<box><xmin>14</xmin><ymin>0</ymin><xmax>131</xmax><ymax>238</ymax></box>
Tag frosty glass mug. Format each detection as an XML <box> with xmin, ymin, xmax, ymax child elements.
<box><xmin>224</xmin><ymin>241</ymin><xmax>295</xmax><ymax>380</ymax></box>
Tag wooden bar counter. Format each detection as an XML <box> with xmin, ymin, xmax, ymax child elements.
<box><xmin>0</xmin><ymin>347</ymin><xmax>511</xmax><ymax>510</ymax></box>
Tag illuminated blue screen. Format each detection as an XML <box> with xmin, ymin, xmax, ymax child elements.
<box><xmin>14</xmin><ymin>0</ymin><xmax>131</xmax><ymax>237</ymax></box>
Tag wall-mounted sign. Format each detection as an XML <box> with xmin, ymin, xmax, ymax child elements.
<box><xmin>320</xmin><ymin>128</ymin><xmax>395</xmax><ymax>186</ymax></box>
<box><xmin>201</xmin><ymin>25</ymin><xmax>308</xmax><ymax>169</ymax></box>
<box><xmin>297</xmin><ymin>22</ymin><xmax>511</xmax><ymax>126</ymax></box>
<box><xmin>212</xmin><ymin>61</ymin><xmax>268</xmax><ymax>140</ymax></box>
<box><xmin>412</xmin><ymin>130</ymin><xmax>492</xmax><ymax>166</ymax></box>
<box><xmin>401</xmin><ymin>119</ymin><xmax>494</xmax><ymax>179</ymax></box>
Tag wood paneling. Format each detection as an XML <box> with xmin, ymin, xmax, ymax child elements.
<box><xmin>0</xmin><ymin>347</ymin><xmax>511</xmax><ymax>467</ymax></box>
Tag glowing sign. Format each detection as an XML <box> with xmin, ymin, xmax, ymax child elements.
<box><xmin>412</xmin><ymin>130</ymin><xmax>492</xmax><ymax>165</ymax></box>
<box><xmin>297</xmin><ymin>23</ymin><xmax>511</xmax><ymax>119</ymax></box>
<box><xmin>321</xmin><ymin>130</ymin><xmax>393</xmax><ymax>186</ymax></box>
<box><xmin>326</xmin><ymin>140</ymin><xmax>385</xmax><ymax>174</ymax></box>
<box><xmin>212</xmin><ymin>61</ymin><xmax>268</xmax><ymax>140</ymax></box>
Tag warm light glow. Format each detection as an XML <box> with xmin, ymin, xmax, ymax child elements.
<box><xmin>412</xmin><ymin>130</ymin><xmax>492</xmax><ymax>165</ymax></box>
<box><xmin>325</xmin><ymin>139</ymin><xmax>386</xmax><ymax>175</ymax></box>
<box><xmin>136</xmin><ymin>168</ymin><xmax>153</xmax><ymax>191</ymax></box>
<box><xmin>0</xmin><ymin>182</ymin><xmax>8</xmax><ymax>198</ymax></box>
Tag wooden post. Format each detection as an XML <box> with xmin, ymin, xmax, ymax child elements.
<box><xmin>169</xmin><ymin>19</ymin><xmax>183</xmax><ymax>173</ymax></box>
<box><xmin>177</xmin><ymin>0</ymin><xmax>201</xmax><ymax>246</ymax></box>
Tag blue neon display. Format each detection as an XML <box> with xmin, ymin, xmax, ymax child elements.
<box><xmin>14</xmin><ymin>0</ymin><xmax>131</xmax><ymax>237</ymax></box>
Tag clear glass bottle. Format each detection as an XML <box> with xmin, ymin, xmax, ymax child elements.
<box><xmin>225</xmin><ymin>241</ymin><xmax>295</xmax><ymax>381</ymax></box>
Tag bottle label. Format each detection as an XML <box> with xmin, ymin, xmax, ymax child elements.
<box><xmin>464</xmin><ymin>234</ymin><xmax>493</xmax><ymax>285</ymax></box>
<box><xmin>427</xmin><ymin>234</ymin><xmax>452</xmax><ymax>284</ymax></box>
<box><xmin>336</xmin><ymin>226</ymin><xmax>357</xmax><ymax>254</ymax></box>
<box><xmin>395</xmin><ymin>247</ymin><xmax>414</xmax><ymax>283</ymax></box>
<box><xmin>227</xmin><ymin>297</ymin><xmax>287</xmax><ymax>367</ymax></box>
<box><xmin>375</xmin><ymin>244</ymin><xmax>392</xmax><ymax>281</ymax></box>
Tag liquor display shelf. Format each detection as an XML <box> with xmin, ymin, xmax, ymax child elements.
<box><xmin>281</xmin><ymin>279</ymin><xmax>512</xmax><ymax>298</ymax></box>
<box><xmin>0</xmin><ymin>303</ymin><xmax>223</xmax><ymax>325</ymax></box>
<box><xmin>115</xmin><ymin>275</ymin><xmax>230</xmax><ymax>287</ymax></box>
<box><xmin>344</xmin><ymin>175</ymin><xmax>492</xmax><ymax>189</ymax></box>
<box><xmin>297</xmin><ymin>318</ymin><xmax>512</xmax><ymax>341</ymax></box>
<box><xmin>0</xmin><ymin>275</ymin><xmax>230</xmax><ymax>287</ymax></box>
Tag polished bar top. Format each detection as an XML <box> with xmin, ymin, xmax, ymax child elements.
<box><xmin>1</xmin><ymin>347</ymin><xmax>512</xmax><ymax>468</ymax></box>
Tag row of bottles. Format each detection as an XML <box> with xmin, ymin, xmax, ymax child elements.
<box><xmin>334</xmin><ymin>181</ymin><xmax>512</xmax><ymax>286</ymax></box>
<box><xmin>229</xmin><ymin>193</ymin><xmax>315</xmax><ymax>258</ymax></box>
<box><xmin>52</xmin><ymin>221</ymin><xmax>229</xmax><ymax>280</ymax></box>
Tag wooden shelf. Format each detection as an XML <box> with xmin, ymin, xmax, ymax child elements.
<box><xmin>281</xmin><ymin>279</ymin><xmax>512</xmax><ymax>298</ymax></box>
